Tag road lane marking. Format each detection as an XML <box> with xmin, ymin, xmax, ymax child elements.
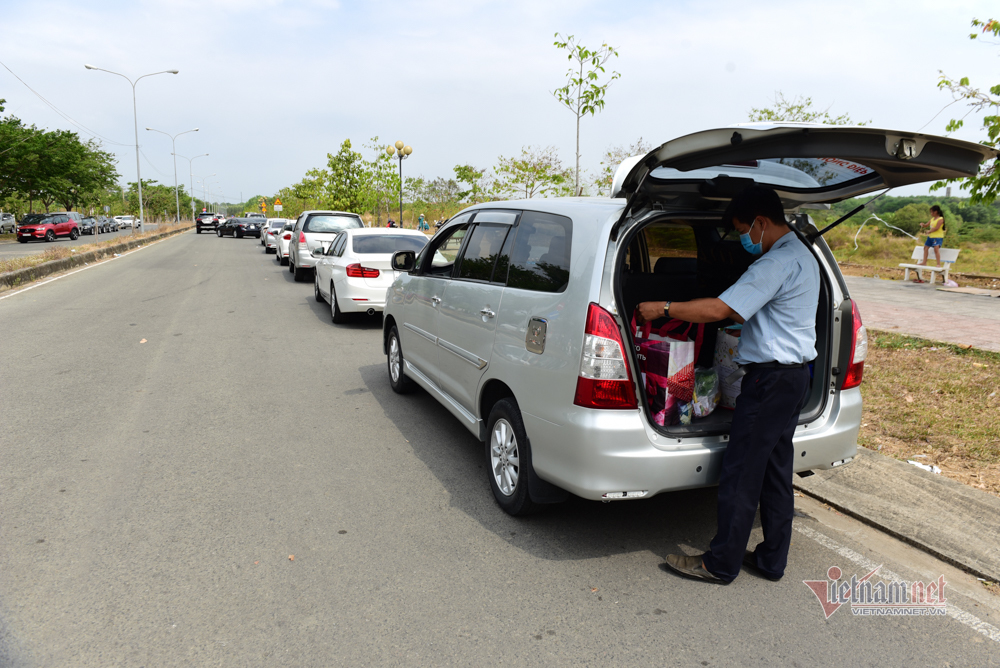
<box><xmin>795</xmin><ymin>524</ymin><xmax>1000</xmax><ymax>644</ymax></box>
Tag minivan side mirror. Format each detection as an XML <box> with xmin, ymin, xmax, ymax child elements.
<box><xmin>392</xmin><ymin>250</ymin><xmax>416</xmax><ymax>272</ymax></box>
<box><xmin>310</xmin><ymin>247</ymin><xmax>324</xmax><ymax>258</ymax></box>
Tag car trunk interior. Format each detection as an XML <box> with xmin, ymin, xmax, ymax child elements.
<box><xmin>614</xmin><ymin>214</ymin><xmax>832</xmax><ymax>437</ymax></box>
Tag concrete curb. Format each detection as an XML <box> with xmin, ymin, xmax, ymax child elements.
<box><xmin>794</xmin><ymin>448</ymin><xmax>1000</xmax><ymax>582</ymax></box>
<box><xmin>0</xmin><ymin>225</ymin><xmax>193</xmax><ymax>289</ymax></box>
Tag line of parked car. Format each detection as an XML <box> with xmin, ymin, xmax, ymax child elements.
<box><xmin>199</xmin><ymin>124</ymin><xmax>994</xmax><ymax>519</ymax></box>
<box><xmin>6</xmin><ymin>212</ymin><xmax>139</xmax><ymax>242</ymax></box>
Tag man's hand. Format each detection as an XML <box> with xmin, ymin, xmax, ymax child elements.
<box><xmin>636</xmin><ymin>301</ymin><xmax>666</xmax><ymax>325</ymax></box>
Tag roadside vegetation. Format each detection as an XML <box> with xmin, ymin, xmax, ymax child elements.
<box><xmin>859</xmin><ymin>331</ymin><xmax>1000</xmax><ymax>497</ymax></box>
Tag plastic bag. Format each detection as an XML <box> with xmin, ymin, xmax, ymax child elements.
<box><xmin>666</xmin><ymin>338</ymin><xmax>695</xmax><ymax>403</ymax></box>
<box><xmin>693</xmin><ymin>367</ymin><xmax>720</xmax><ymax>418</ymax></box>
<box><xmin>713</xmin><ymin>326</ymin><xmax>742</xmax><ymax>409</ymax></box>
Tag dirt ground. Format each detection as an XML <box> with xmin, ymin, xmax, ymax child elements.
<box><xmin>859</xmin><ymin>331</ymin><xmax>1000</xmax><ymax>498</ymax></box>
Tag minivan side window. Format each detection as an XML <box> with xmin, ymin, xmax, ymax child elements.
<box><xmin>506</xmin><ymin>211</ymin><xmax>572</xmax><ymax>292</ymax></box>
<box><xmin>419</xmin><ymin>215</ymin><xmax>472</xmax><ymax>276</ymax></box>
<box><xmin>456</xmin><ymin>224</ymin><xmax>510</xmax><ymax>282</ymax></box>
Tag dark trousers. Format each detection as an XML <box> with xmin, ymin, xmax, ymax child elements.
<box><xmin>701</xmin><ymin>365</ymin><xmax>810</xmax><ymax>582</ymax></box>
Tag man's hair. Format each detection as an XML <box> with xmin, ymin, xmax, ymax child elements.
<box><xmin>723</xmin><ymin>185</ymin><xmax>788</xmax><ymax>228</ymax></box>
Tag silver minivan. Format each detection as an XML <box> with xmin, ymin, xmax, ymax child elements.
<box><xmin>288</xmin><ymin>210</ymin><xmax>365</xmax><ymax>282</ymax></box>
<box><xmin>382</xmin><ymin>124</ymin><xmax>996</xmax><ymax>515</ymax></box>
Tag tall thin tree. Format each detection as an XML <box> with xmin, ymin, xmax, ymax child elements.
<box><xmin>552</xmin><ymin>33</ymin><xmax>620</xmax><ymax>195</ymax></box>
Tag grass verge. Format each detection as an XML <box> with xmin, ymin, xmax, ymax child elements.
<box><xmin>860</xmin><ymin>330</ymin><xmax>1000</xmax><ymax>497</ymax></box>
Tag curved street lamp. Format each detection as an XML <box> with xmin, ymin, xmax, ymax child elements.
<box><xmin>386</xmin><ymin>140</ymin><xmax>412</xmax><ymax>227</ymax></box>
<box><xmin>147</xmin><ymin>127</ymin><xmax>198</xmax><ymax>222</ymax></box>
<box><xmin>85</xmin><ymin>64</ymin><xmax>178</xmax><ymax>234</ymax></box>
<box><xmin>174</xmin><ymin>153</ymin><xmax>208</xmax><ymax>219</ymax></box>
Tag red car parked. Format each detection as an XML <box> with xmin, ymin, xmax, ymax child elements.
<box><xmin>17</xmin><ymin>212</ymin><xmax>82</xmax><ymax>243</ymax></box>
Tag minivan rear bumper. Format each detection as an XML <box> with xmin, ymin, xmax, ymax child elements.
<box><xmin>523</xmin><ymin>388</ymin><xmax>861</xmax><ymax>501</ymax></box>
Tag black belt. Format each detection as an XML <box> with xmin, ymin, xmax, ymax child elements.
<box><xmin>725</xmin><ymin>361</ymin><xmax>807</xmax><ymax>385</ymax></box>
<box><xmin>743</xmin><ymin>361</ymin><xmax>806</xmax><ymax>371</ymax></box>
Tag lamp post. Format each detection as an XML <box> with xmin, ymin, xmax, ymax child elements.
<box><xmin>385</xmin><ymin>140</ymin><xmax>412</xmax><ymax>227</ymax></box>
<box><xmin>174</xmin><ymin>153</ymin><xmax>208</xmax><ymax>219</ymax></box>
<box><xmin>146</xmin><ymin>127</ymin><xmax>198</xmax><ymax>222</ymax></box>
<box><xmin>84</xmin><ymin>64</ymin><xmax>178</xmax><ymax>235</ymax></box>
<box><xmin>196</xmin><ymin>175</ymin><xmax>216</xmax><ymax>213</ymax></box>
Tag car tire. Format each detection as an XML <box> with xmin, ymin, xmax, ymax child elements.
<box><xmin>386</xmin><ymin>325</ymin><xmax>416</xmax><ymax>394</ymax></box>
<box><xmin>45</xmin><ymin>230</ymin><xmax>56</xmax><ymax>242</ymax></box>
<box><xmin>486</xmin><ymin>398</ymin><xmax>539</xmax><ymax>516</ymax></box>
<box><xmin>236</xmin><ymin>231</ymin><xmax>243</xmax><ymax>239</ymax></box>
<box><xmin>217</xmin><ymin>229</ymin><xmax>223</xmax><ymax>237</ymax></box>
<box><xmin>69</xmin><ymin>228</ymin><xmax>79</xmax><ymax>240</ymax></box>
<box><xmin>314</xmin><ymin>275</ymin><xmax>325</xmax><ymax>303</ymax></box>
<box><xmin>279</xmin><ymin>254</ymin><xmax>288</xmax><ymax>266</ymax></box>
<box><xmin>197</xmin><ymin>228</ymin><xmax>201</xmax><ymax>234</ymax></box>
<box><xmin>288</xmin><ymin>259</ymin><xmax>295</xmax><ymax>275</ymax></box>
<box><xmin>18</xmin><ymin>238</ymin><xmax>27</xmax><ymax>243</ymax></box>
<box><xmin>293</xmin><ymin>265</ymin><xmax>308</xmax><ymax>282</ymax></box>
<box><xmin>330</xmin><ymin>284</ymin><xmax>348</xmax><ymax>324</ymax></box>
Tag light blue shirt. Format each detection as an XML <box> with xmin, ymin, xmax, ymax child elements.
<box><xmin>718</xmin><ymin>231</ymin><xmax>820</xmax><ymax>365</ymax></box>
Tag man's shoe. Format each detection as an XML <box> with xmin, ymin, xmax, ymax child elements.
<box><xmin>742</xmin><ymin>550</ymin><xmax>782</xmax><ymax>582</ymax></box>
<box><xmin>663</xmin><ymin>554</ymin><xmax>728</xmax><ymax>584</ymax></box>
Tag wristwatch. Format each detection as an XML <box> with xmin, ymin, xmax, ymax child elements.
<box><xmin>664</xmin><ymin>301</ymin><xmax>672</xmax><ymax>318</ymax></box>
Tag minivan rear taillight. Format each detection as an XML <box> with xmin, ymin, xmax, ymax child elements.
<box><xmin>345</xmin><ymin>263</ymin><xmax>380</xmax><ymax>278</ymax></box>
<box><xmin>298</xmin><ymin>231</ymin><xmax>307</xmax><ymax>246</ymax></box>
<box><xmin>573</xmin><ymin>303</ymin><xmax>638</xmax><ymax>409</ymax></box>
<box><xmin>842</xmin><ymin>300</ymin><xmax>868</xmax><ymax>390</ymax></box>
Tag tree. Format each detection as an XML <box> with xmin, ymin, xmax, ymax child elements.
<box><xmin>593</xmin><ymin>138</ymin><xmax>654</xmax><ymax>196</ymax></box>
<box><xmin>748</xmin><ymin>92</ymin><xmax>868</xmax><ymax>126</ymax></box>
<box><xmin>453</xmin><ymin>164</ymin><xmax>492</xmax><ymax>203</ymax></box>
<box><xmin>552</xmin><ymin>33</ymin><xmax>620</xmax><ymax>195</ymax></box>
<box><xmin>493</xmin><ymin>146</ymin><xmax>571</xmax><ymax>200</ymax></box>
<box><xmin>932</xmin><ymin>18</ymin><xmax>1000</xmax><ymax>204</ymax></box>
<box><xmin>325</xmin><ymin>139</ymin><xmax>368</xmax><ymax>213</ymax></box>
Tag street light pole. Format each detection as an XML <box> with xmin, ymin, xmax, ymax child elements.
<box><xmin>85</xmin><ymin>64</ymin><xmax>178</xmax><ymax>235</ymax></box>
<box><xmin>175</xmin><ymin>153</ymin><xmax>208</xmax><ymax>218</ymax></box>
<box><xmin>147</xmin><ymin>127</ymin><xmax>198</xmax><ymax>223</ymax></box>
<box><xmin>385</xmin><ymin>140</ymin><xmax>412</xmax><ymax>227</ymax></box>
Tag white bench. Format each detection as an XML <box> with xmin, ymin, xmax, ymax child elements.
<box><xmin>899</xmin><ymin>246</ymin><xmax>960</xmax><ymax>284</ymax></box>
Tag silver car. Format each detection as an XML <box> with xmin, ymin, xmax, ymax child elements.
<box><xmin>287</xmin><ymin>210</ymin><xmax>365</xmax><ymax>282</ymax></box>
<box><xmin>261</xmin><ymin>218</ymin><xmax>290</xmax><ymax>251</ymax></box>
<box><xmin>381</xmin><ymin>124</ymin><xmax>996</xmax><ymax>516</ymax></box>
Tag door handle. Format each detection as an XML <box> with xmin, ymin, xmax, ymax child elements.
<box><xmin>431</xmin><ymin>296</ymin><xmax>441</xmax><ymax>306</ymax></box>
<box><xmin>479</xmin><ymin>307</ymin><xmax>496</xmax><ymax>319</ymax></box>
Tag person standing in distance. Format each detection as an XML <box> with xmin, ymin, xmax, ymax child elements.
<box><xmin>636</xmin><ymin>185</ymin><xmax>820</xmax><ymax>584</ymax></box>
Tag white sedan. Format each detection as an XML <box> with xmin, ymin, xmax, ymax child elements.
<box><xmin>262</xmin><ymin>218</ymin><xmax>291</xmax><ymax>252</ymax></box>
<box><xmin>313</xmin><ymin>228</ymin><xmax>428</xmax><ymax>323</ymax></box>
<box><xmin>274</xmin><ymin>220</ymin><xmax>296</xmax><ymax>265</ymax></box>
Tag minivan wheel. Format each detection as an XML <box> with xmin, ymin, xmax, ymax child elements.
<box><xmin>386</xmin><ymin>325</ymin><xmax>415</xmax><ymax>394</ymax></box>
<box><xmin>330</xmin><ymin>284</ymin><xmax>348</xmax><ymax>323</ymax></box>
<box><xmin>486</xmin><ymin>399</ymin><xmax>539</xmax><ymax>516</ymax></box>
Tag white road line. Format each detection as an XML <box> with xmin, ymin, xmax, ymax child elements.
<box><xmin>0</xmin><ymin>235</ymin><xmax>172</xmax><ymax>302</ymax></box>
<box><xmin>795</xmin><ymin>524</ymin><xmax>1000</xmax><ymax>644</ymax></box>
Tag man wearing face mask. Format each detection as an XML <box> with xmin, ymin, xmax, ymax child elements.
<box><xmin>636</xmin><ymin>185</ymin><xmax>819</xmax><ymax>585</ymax></box>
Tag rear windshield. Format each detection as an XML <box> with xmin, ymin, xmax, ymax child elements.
<box><xmin>269</xmin><ymin>221</ymin><xmax>285</xmax><ymax>230</ymax></box>
<box><xmin>352</xmin><ymin>234</ymin><xmax>427</xmax><ymax>254</ymax></box>
<box><xmin>650</xmin><ymin>157</ymin><xmax>875</xmax><ymax>190</ymax></box>
<box><xmin>304</xmin><ymin>214</ymin><xmax>364</xmax><ymax>234</ymax></box>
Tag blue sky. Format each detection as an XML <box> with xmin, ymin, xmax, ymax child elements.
<box><xmin>2</xmin><ymin>0</ymin><xmax>999</xmax><ymax>202</ymax></box>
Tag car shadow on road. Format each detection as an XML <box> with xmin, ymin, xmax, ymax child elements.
<box><xmin>358</xmin><ymin>363</ymin><xmax>722</xmax><ymax>563</ymax></box>
<box><xmin>301</xmin><ymin>285</ymin><xmax>385</xmax><ymax>329</ymax></box>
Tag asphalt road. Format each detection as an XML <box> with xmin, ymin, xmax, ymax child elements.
<box><xmin>1</xmin><ymin>231</ymin><xmax>998</xmax><ymax>666</ymax></box>
<box><xmin>0</xmin><ymin>225</ymin><xmax>157</xmax><ymax>260</ymax></box>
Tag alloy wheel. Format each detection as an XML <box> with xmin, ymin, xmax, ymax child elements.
<box><xmin>490</xmin><ymin>418</ymin><xmax>520</xmax><ymax>496</ymax></box>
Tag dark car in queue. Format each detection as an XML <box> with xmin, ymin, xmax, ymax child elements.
<box><xmin>218</xmin><ymin>217</ymin><xmax>262</xmax><ymax>239</ymax></box>
<box><xmin>79</xmin><ymin>217</ymin><xmax>99</xmax><ymax>235</ymax></box>
<box><xmin>17</xmin><ymin>212</ymin><xmax>81</xmax><ymax>243</ymax></box>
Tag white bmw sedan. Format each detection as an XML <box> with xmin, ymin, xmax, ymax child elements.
<box><xmin>313</xmin><ymin>228</ymin><xmax>428</xmax><ymax>323</ymax></box>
